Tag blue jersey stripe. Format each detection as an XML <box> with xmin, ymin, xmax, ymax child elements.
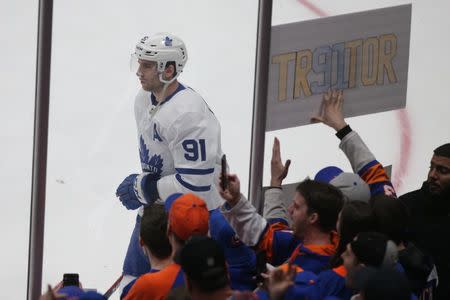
<box><xmin>176</xmin><ymin>167</ymin><xmax>215</xmax><ymax>175</ymax></box>
<box><xmin>175</xmin><ymin>174</ymin><xmax>211</xmax><ymax>192</ymax></box>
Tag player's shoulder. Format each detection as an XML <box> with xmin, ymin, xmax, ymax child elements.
<box><xmin>167</xmin><ymin>84</ymin><xmax>209</xmax><ymax>114</ymax></box>
<box><xmin>157</xmin><ymin>84</ymin><xmax>216</xmax><ymax>131</ymax></box>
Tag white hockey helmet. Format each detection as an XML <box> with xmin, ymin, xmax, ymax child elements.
<box><xmin>133</xmin><ymin>33</ymin><xmax>188</xmax><ymax>75</ymax></box>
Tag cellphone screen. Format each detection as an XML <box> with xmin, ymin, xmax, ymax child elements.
<box><xmin>63</xmin><ymin>273</ymin><xmax>79</xmax><ymax>287</ymax></box>
<box><xmin>221</xmin><ymin>154</ymin><xmax>228</xmax><ymax>190</ymax></box>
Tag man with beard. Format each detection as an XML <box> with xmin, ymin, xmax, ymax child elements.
<box><xmin>400</xmin><ymin>143</ymin><xmax>450</xmax><ymax>299</ymax></box>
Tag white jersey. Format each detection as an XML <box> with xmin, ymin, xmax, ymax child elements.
<box><xmin>134</xmin><ymin>83</ymin><xmax>223</xmax><ymax>210</ymax></box>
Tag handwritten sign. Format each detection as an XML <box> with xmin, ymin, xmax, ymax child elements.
<box><xmin>266</xmin><ymin>4</ymin><xmax>411</xmax><ymax>131</ymax></box>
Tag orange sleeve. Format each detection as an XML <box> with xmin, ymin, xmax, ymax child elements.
<box><xmin>360</xmin><ymin>163</ymin><xmax>390</xmax><ymax>185</ymax></box>
<box><xmin>358</xmin><ymin>161</ymin><xmax>396</xmax><ymax>197</ymax></box>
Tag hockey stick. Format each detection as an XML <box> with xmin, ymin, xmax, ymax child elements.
<box><xmin>103</xmin><ymin>274</ymin><xmax>124</xmax><ymax>299</ymax></box>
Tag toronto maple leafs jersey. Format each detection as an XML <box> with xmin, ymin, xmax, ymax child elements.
<box><xmin>134</xmin><ymin>83</ymin><xmax>223</xmax><ymax>210</ymax></box>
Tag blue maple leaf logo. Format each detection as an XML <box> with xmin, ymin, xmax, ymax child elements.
<box><xmin>164</xmin><ymin>36</ymin><xmax>173</xmax><ymax>47</ymax></box>
<box><xmin>139</xmin><ymin>136</ymin><xmax>149</xmax><ymax>165</ymax></box>
<box><xmin>139</xmin><ymin>136</ymin><xmax>164</xmax><ymax>179</ymax></box>
<box><xmin>148</xmin><ymin>154</ymin><xmax>163</xmax><ymax>179</ymax></box>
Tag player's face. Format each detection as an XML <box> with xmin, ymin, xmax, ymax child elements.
<box><xmin>427</xmin><ymin>155</ymin><xmax>450</xmax><ymax>196</ymax></box>
<box><xmin>288</xmin><ymin>192</ymin><xmax>310</xmax><ymax>238</ymax></box>
<box><xmin>136</xmin><ymin>59</ymin><xmax>163</xmax><ymax>92</ymax></box>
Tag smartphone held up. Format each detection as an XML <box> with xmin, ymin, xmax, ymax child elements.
<box><xmin>221</xmin><ymin>154</ymin><xmax>228</xmax><ymax>191</ymax></box>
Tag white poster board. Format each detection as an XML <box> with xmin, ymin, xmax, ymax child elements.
<box><xmin>266</xmin><ymin>4</ymin><xmax>411</xmax><ymax>131</ymax></box>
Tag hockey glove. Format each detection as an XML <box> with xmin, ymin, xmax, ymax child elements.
<box><xmin>116</xmin><ymin>174</ymin><xmax>142</xmax><ymax>210</ymax></box>
<box><xmin>116</xmin><ymin>173</ymin><xmax>159</xmax><ymax>210</ymax></box>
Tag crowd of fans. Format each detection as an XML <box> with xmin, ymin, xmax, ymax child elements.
<box><xmin>41</xmin><ymin>90</ymin><xmax>450</xmax><ymax>300</ymax></box>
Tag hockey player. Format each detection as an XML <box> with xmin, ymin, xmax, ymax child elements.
<box><xmin>116</xmin><ymin>33</ymin><xmax>224</xmax><ymax>282</ymax></box>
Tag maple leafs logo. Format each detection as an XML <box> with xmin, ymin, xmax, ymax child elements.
<box><xmin>139</xmin><ymin>136</ymin><xmax>149</xmax><ymax>165</ymax></box>
<box><xmin>164</xmin><ymin>36</ymin><xmax>173</xmax><ymax>47</ymax></box>
<box><xmin>148</xmin><ymin>154</ymin><xmax>163</xmax><ymax>179</ymax></box>
<box><xmin>139</xmin><ymin>135</ymin><xmax>163</xmax><ymax>180</ymax></box>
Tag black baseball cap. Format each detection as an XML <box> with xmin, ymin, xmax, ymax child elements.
<box><xmin>176</xmin><ymin>236</ymin><xmax>229</xmax><ymax>292</ymax></box>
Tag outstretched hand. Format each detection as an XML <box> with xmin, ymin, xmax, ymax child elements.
<box><xmin>267</xmin><ymin>264</ymin><xmax>296</xmax><ymax>300</ymax></box>
<box><xmin>271</xmin><ymin>137</ymin><xmax>291</xmax><ymax>187</ymax></box>
<box><xmin>218</xmin><ymin>173</ymin><xmax>241</xmax><ymax>208</ymax></box>
<box><xmin>311</xmin><ymin>89</ymin><xmax>347</xmax><ymax>131</ymax></box>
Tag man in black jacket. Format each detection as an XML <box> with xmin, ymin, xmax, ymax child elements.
<box><xmin>400</xmin><ymin>143</ymin><xmax>450</xmax><ymax>300</ymax></box>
